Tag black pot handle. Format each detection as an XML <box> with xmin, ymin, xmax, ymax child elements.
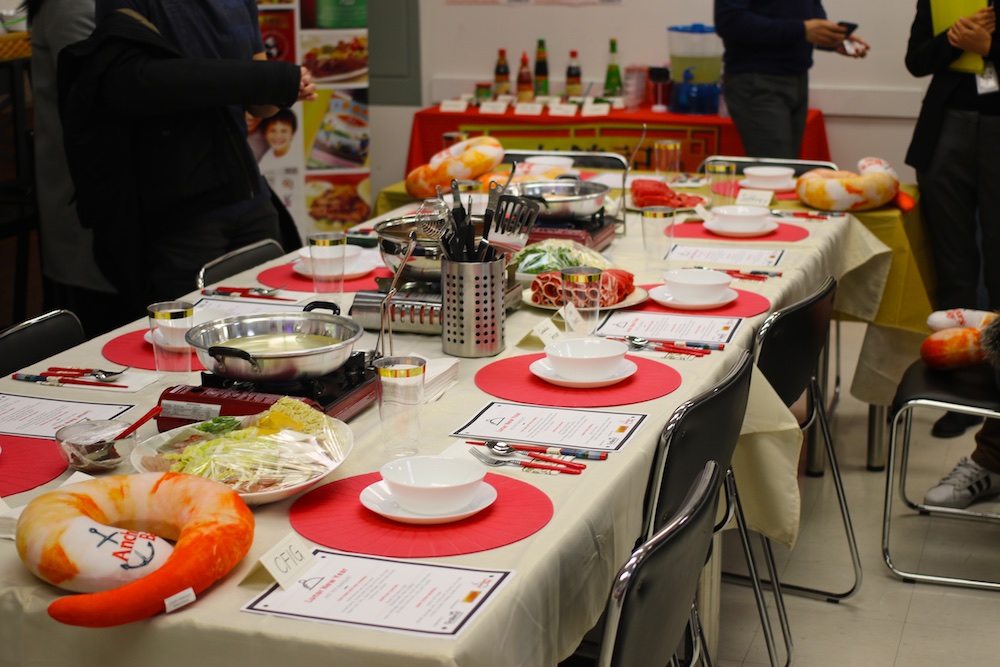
<box><xmin>303</xmin><ymin>301</ymin><xmax>341</xmax><ymax>315</ymax></box>
<box><xmin>207</xmin><ymin>346</ymin><xmax>262</xmax><ymax>375</ymax></box>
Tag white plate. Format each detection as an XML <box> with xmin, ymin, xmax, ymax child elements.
<box><xmin>740</xmin><ymin>178</ymin><xmax>797</xmax><ymax>193</ymax></box>
<box><xmin>292</xmin><ymin>254</ymin><xmax>382</xmax><ymax>280</ymax></box>
<box><xmin>131</xmin><ymin>418</ymin><xmax>354</xmax><ymax>506</ymax></box>
<box><xmin>359</xmin><ymin>480</ymin><xmax>497</xmax><ymax>525</ymax></box>
<box><xmin>703</xmin><ymin>219</ymin><xmax>779</xmax><ymax>238</ymax></box>
<box><xmin>522</xmin><ymin>286</ymin><xmax>649</xmax><ymax>311</ymax></box>
<box><xmin>625</xmin><ymin>193</ymin><xmax>710</xmax><ymax>212</ymax></box>
<box><xmin>648</xmin><ymin>285</ymin><xmax>739</xmax><ymax>310</ymax></box>
<box><xmin>529</xmin><ymin>357</ymin><xmax>638</xmax><ymax>388</ymax></box>
<box><xmin>142</xmin><ymin>307</ymin><xmax>229</xmax><ymax>349</ymax></box>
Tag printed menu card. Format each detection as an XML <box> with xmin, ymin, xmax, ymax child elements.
<box><xmin>0</xmin><ymin>394</ymin><xmax>132</xmax><ymax>438</ymax></box>
<box><xmin>667</xmin><ymin>245</ymin><xmax>786</xmax><ymax>267</ymax></box>
<box><xmin>596</xmin><ymin>312</ymin><xmax>743</xmax><ymax>346</ymax></box>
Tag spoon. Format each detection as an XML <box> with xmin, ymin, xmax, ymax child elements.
<box><xmin>484</xmin><ymin>440</ymin><xmax>586</xmax><ymax>469</ymax></box>
<box><xmin>91</xmin><ymin>367</ymin><xmax>131</xmax><ymax>382</ymax></box>
<box><xmin>246</xmin><ymin>285</ymin><xmax>286</xmax><ymax>296</ymax></box>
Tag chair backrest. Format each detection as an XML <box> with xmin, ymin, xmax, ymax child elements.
<box><xmin>644</xmin><ymin>349</ymin><xmax>753</xmax><ymax>539</ymax></box>
<box><xmin>598</xmin><ymin>460</ymin><xmax>720</xmax><ymax>667</ymax></box>
<box><xmin>196</xmin><ymin>239</ymin><xmax>285</xmax><ymax>289</ymax></box>
<box><xmin>755</xmin><ymin>276</ymin><xmax>837</xmax><ymax>408</ymax></box>
<box><xmin>0</xmin><ymin>309</ymin><xmax>86</xmax><ymax>375</ymax></box>
<box><xmin>698</xmin><ymin>155</ymin><xmax>838</xmax><ymax>176</ymax></box>
<box><xmin>500</xmin><ymin>149</ymin><xmax>629</xmax><ymax>171</ymax></box>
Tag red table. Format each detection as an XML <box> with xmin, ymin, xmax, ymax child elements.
<box><xmin>406</xmin><ymin>104</ymin><xmax>831</xmax><ymax>174</ymax></box>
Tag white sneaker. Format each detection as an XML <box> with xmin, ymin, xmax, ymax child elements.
<box><xmin>924</xmin><ymin>457</ymin><xmax>1000</xmax><ymax>508</ymax></box>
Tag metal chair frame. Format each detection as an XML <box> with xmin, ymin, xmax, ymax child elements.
<box><xmin>196</xmin><ymin>238</ymin><xmax>285</xmax><ymax>289</ymax></box>
<box><xmin>0</xmin><ymin>309</ymin><xmax>86</xmax><ymax>375</ymax></box>
<box><xmin>882</xmin><ymin>360</ymin><xmax>1000</xmax><ymax>591</ymax></box>
<box><xmin>697</xmin><ymin>155</ymin><xmax>839</xmax><ymax>176</ymax></box>
<box><xmin>499</xmin><ymin>149</ymin><xmax>629</xmax><ymax>171</ymax></box>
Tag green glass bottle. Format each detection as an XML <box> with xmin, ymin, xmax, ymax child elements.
<box><xmin>534</xmin><ymin>39</ymin><xmax>549</xmax><ymax>97</ymax></box>
<box><xmin>603</xmin><ymin>38</ymin><xmax>622</xmax><ymax>97</ymax></box>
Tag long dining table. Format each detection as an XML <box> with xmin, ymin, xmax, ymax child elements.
<box><xmin>0</xmin><ymin>187</ymin><xmax>891</xmax><ymax>667</ymax></box>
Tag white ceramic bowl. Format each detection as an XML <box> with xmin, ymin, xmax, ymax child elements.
<box><xmin>709</xmin><ymin>205</ymin><xmax>771</xmax><ymax>232</ymax></box>
<box><xmin>544</xmin><ymin>337</ymin><xmax>628</xmax><ymax>382</ymax></box>
<box><xmin>380</xmin><ymin>456</ymin><xmax>487</xmax><ymax>515</ymax></box>
<box><xmin>743</xmin><ymin>166</ymin><xmax>795</xmax><ymax>187</ymax></box>
<box><xmin>662</xmin><ymin>268</ymin><xmax>732</xmax><ymax>303</ymax></box>
<box><xmin>298</xmin><ymin>244</ymin><xmax>363</xmax><ymax>276</ymax></box>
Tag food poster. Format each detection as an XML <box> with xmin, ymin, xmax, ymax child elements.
<box><xmin>256</xmin><ymin>0</ymin><xmax>370</xmax><ymax>238</ymax></box>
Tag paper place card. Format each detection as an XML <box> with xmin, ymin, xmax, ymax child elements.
<box><xmin>243</xmin><ymin>549</ymin><xmax>512</xmax><ymax>636</ymax></box>
<box><xmin>0</xmin><ymin>393</ymin><xmax>132</xmax><ymax>438</ymax></box>
<box><xmin>439</xmin><ymin>99</ymin><xmax>469</xmax><ymax>113</ymax></box>
<box><xmin>495</xmin><ymin>94</ymin><xmax>516</xmax><ymax>106</ymax></box>
<box><xmin>453</xmin><ymin>401</ymin><xmax>647</xmax><ymax>452</ymax></box>
<box><xmin>242</xmin><ymin>532</ymin><xmax>318</xmax><ymax>590</ymax></box>
<box><xmin>535</xmin><ymin>95</ymin><xmax>560</xmax><ymax>105</ymax></box>
<box><xmin>581</xmin><ymin>102</ymin><xmax>611</xmax><ymax>117</ymax></box>
<box><xmin>736</xmin><ymin>188</ymin><xmax>775</xmax><ymax>207</ymax></box>
<box><xmin>595</xmin><ymin>311</ymin><xmax>743</xmax><ymax>347</ymax></box>
<box><xmin>514</xmin><ymin>102</ymin><xmax>544</xmax><ymax>116</ymax></box>
<box><xmin>548</xmin><ymin>103</ymin><xmax>579</xmax><ymax>117</ymax></box>
<box><xmin>666</xmin><ymin>245</ymin><xmax>786</xmax><ymax>267</ymax></box>
<box><xmin>478</xmin><ymin>100</ymin><xmax>509</xmax><ymax>114</ymax></box>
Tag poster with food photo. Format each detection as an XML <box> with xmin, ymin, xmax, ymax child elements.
<box><xmin>300</xmin><ymin>29</ymin><xmax>368</xmax><ymax>84</ymax></box>
<box><xmin>303</xmin><ymin>88</ymin><xmax>369</xmax><ymax>170</ymax></box>
<box><xmin>259</xmin><ymin>9</ymin><xmax>297</xmax><ymax>63</ymax></box>
<box><xmin>299</xmin><ymin>0</ymin><xmax>368</xmax><ymax>29</ymax></box>
<box><xmin>305</xmin><ymin>172</ymin><xmax>371</xmax><ymax>231</ymax></box>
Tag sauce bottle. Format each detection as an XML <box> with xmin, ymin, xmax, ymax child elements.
<box><xmin>603</xmin><ymin>38</ymin><xmax>623</xmax><ymax>98</ymax></box>
<box><xmin>493</xmin><ymin>48</ymin><xmax>510</xmax><ymax>96</ymax></box>
<box><xmin>517</xmin><ymin>51</ymin><xmax>534</xmax><ymax>102</ymax></box>
<box><xmin>565</xmin><ymin>50</ymin><xmax>582</xmax><ymax>97</ymax></box>
<box><xmin>534</xmin><ymin>39</ymin><xmax>549</xmax><ymax>97</ymax></box>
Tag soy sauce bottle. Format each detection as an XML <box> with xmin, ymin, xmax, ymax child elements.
<box><xmin>493</xmin><ymin>48</ymin><xmax>510</xmax><ymax>96</ymax></box>
<box><xmin>565</xmin><ymin>50</ymin><xmax>582</xmax><ymax>97</ymax></box>
<box><xmin>517</xmin><ymin>51</ymin><xmax>534</xmax><ymax>102</ymax></box>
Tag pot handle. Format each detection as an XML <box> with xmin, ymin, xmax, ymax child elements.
<box><xmin>303</xmin><ymin>301</ymin><xmax>341</xmax><ymax>315</ymax></box>
<box><xmin>208</xmin><ymin>346</ymin><xmax>262</xmax><ymax>375</ymax></box>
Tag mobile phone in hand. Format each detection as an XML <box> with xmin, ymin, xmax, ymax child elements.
<box><xmin>817</xmin><ymin>21</ymin><xmax>858</xmax><ymax>51</ymax></box>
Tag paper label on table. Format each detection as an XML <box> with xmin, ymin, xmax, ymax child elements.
<box><xmin>439</xmin><ymin>99</ymin><xmax>469</xmax><ymax>113</ymax></box>
<box><xmin>666</xmin><ymin>245</ymin><xmax>786</xmax><ymax>267</ymax></box>
<box><xmin>243</xmin><ymin>549</ymin><xmax>512</xmax><ymax>636</ymax></box>
<box><xmin>595</xmin><ymin>312</ymin><xmax>743</xmax><ymax>346</ymax></box>
<box><xmin>514</xmin><ymin>102</ymin><xmax>544</xmax><ymax>116</ymax></box>
<box><xmin>251</xmin><ymin>532</ymin><xmax>318</xmax><ymax>590</ymax></box>
<box><xmin>736</xmin><ymin>189</ymin><xmax>774</xmax><ymax>207</ymax></box>
<box><xmin>580</xmin><ymin>102</ymin><xmax>611</xmax><ymax>117</ymax></box>
<box><xmin>453</xmin><ymin>401</ymin><xmax>647</xmax><ymax>452</ymax></box>
<box><xmin>164</xmin><ymin>587</ymin><xmax>196</xmax><ymax>613</ymax></box>
<box><xmin>478</xmin><ymin>100</ymin><xmax>509</xmax><ymax>114</ymax></box>
<box><xmin>548</xmin><ymin>103</ymin><xmax>579</xmax><ymax>117</ymax></box>
<box><xmin>0</xmin><ymin>393</ymin><xmax>132</xmax><ymax>438</ymax></box>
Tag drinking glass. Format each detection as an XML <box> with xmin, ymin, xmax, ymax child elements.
<box><xmin>147</xmin><ymin>301</ymin><xmax>194</xmax><ymax>372</ymax></box>
<box><xmin>652</xmin><ymin>139</ymin><xmax>682</xmax><ymax>183</ymax></box>
<box><xmin>706</xmin><ymin>160</ymin><xmax>737</xmax><ymax>207</ymax></box>
<box><xmin>640</xmin><ymin>206</ymin><xmax>675</xmax><ymax>270</ymax></box>
<box><xmin>307</xmin><ymin>231</ymin><xmax>347</xmax><ymax>297</ymax></box>
<box><xmin>373</xmin><ymin>355</ymin><xmax>426</xmax><ymax>460</ymax></box>
<box><xmin>561</xmin><ymin>266</ymin><xmax>603</xmax><ymax>338</ymax></box>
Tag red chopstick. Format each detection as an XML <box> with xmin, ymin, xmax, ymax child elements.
<box><xmin>115</xmin><ymin>405</ymin><xmax>163</xmax><ymax>440</ymax></box>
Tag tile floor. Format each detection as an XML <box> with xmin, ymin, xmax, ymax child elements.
<box><xmin>716</xmin><ymin>321</ymin><xmax>1000</xmax><ymax>667</ymax></box>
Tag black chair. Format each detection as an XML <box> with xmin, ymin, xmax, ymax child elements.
<box><xmin>697</xmin><ymin>155</ymin><xmax>839</xmax><ymax>176</ymax></box>
<box><xmin>0</xmin><ymin>309</ymin><xmax>85</xmax><ymax>375</ymax></box>
<box><xmin>196</xmin><ymin>238</ymin><xmax>285</xmax><ymax>289</ymax></box>
<box><xmin>739</xmin><ymin>276</ymin><xmax>863</xmax><ymax>603</ymax></box>
<box><xmin>592</xmin><ymin>460</ymin><xmax>721</xmax><ymax>667</ymax></box>
<box><xmin>882</xmin><ymin>360</ymin><xmax>1000</xmax><ymax>590</ymax></box>
<box><xmin>647</xmin><ymin>349</ymin><xmax>791</xmax><ymax>667</ymax></box>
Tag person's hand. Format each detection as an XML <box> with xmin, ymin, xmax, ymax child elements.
<box><xmin>805</xmin><ymin>19</ymin><xmax>849</xmax><ymax>49</ymax></box>
<box><xmin>298</xmin><ymin>66</ymin><xmax>318</xmax><ymax>102</ymax></box>
<box><xmin>838</xmin><ymin>35</ymin><xmax>870</xmax><ymax>58</ymax></box>
<box><xmin>970</xmin><ymin>7</ymin><xmax>996</xmax><ymax>34</ymax></box>
<box><xmin>949</xmin><ymin>16</ymin><xmax>993</xmax><ymax>56</ymax></box>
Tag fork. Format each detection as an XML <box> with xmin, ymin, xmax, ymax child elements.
<box><xmin>468</xmin><ymin>447</ymin><xmax>582</xmax><ymax>474</ymax></box>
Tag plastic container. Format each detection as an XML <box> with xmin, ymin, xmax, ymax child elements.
<box><xmin>667</xmin><ymin>24</ymin><xmax>723</xmax><ymax>85</ymax></box>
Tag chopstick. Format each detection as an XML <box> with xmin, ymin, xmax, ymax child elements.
<box><xmin>11</xmin><ymin>373</ymin><xmax>127</xmax><ymax>388</ymax></box>
<box><xmin>114</xmin><ymin>405</ymin><xmax>164</xmax><ymax>440</ymax></box>
<box><xmin>465</xmin><ymin>441</ymin><xmax>607</xmax><ymax>460</ymax></box>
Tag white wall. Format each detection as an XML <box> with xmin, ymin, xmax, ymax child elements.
<box><xmin>370</xmin><ymin>0</ymin><xmax>928</xmax><ymax>198</ymax></box>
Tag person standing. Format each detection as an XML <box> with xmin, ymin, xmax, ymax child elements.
<box><xmin>906</xmin><ymin>0</ymin><xmax>999</xmax><ymax>438</ymax></box>
<box><xmin>58</xmin><ymin>0</ymin><xmax>316</xmax><ymax>312</ymax></box>
<box><xmin>714</xmin><ymin>0</ymin><xmax>869</xmax><ymax>159</ymax></box>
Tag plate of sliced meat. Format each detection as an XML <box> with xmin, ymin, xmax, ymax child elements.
<box><xmin>523</xmin><ymin>268</ymin><xmax>646</xmax><ymax>310</ymax></box>
<box><xmin>629</xmin><ymin>179</ymin><xmax>709</xmax><ymax>211</ymax></box>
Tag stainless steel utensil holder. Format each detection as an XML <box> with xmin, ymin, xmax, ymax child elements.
<box><xmin>441</xmin><ymin>257</ymin><xmax>505</xmax><ymax>358</ymax></box>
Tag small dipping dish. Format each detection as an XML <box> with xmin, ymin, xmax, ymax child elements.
<box><xmin>662</xmin><ymin>268</ymin><xmax>733</xmax><ymax>303</ymax></box>
<box><xmin>380</xmin><ymin>456</ymin><xmax>486</xmax><ymax>515</ymax></box>
<box><xmin>709</xmin><ymin>205</ymin><xmax>771</xmax><ymax>233</ymax></box>
<box><xmin>55</xmin><ymin>420</ymin><xmax>135</xmax><ymax>473</ymax></box>
<box><xmin>544</xmin><ymin>337</ymin><xmax>628</xmax><ymax>382</ymax></box>
<box><xmin>742</xmin><ymin>166</ymin><xmax>795</xmax><ymax>188</ymax></box>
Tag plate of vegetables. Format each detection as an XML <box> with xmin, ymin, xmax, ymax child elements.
<box><xmin>132</xmin><ymin>397</ymin><xmax>353</xmax><ymax>506</ymax></box>
<box><xmin>511</xmin><ymin>239</ymin><xmax>613</xmax><ymax>288</ymax></box>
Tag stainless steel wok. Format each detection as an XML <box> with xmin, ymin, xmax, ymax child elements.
<box><xmin>512</xmin><ymin>179</ymin><xmax>609</xmax><ymax>219</ymax></box>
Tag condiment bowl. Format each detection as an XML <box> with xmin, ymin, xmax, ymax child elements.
<box><xmin>380</xmin><ymin>456</ymin><xmax>486</xmax><ymax>515</ymax></box>
<box><xmin>709</xmin><ymin>205</ymin><xmax>771</xmax><ymax>232</ymax></box>
<box><xmin>742</xmin><ymin>166</ymin><xmax>795</xmax><ymax>188</ymax></box>
<box><xmin>544</xmin><ymin>337</ymin><xmax>628</xmax><ymax>382</ymax></box>
<box><xmin>298</xmin><ymin>244</ymin><xmax>363</xmax><ymax>276</ymax></box>
<box><xmin>55</xmin><ymin>420</ymin><xmax>136</xmax><ymax>473</ymax></box>
<box><xmin>662</xmin><ymin>268</ymin><xmax>732</xmax><ymax>303</ymax></box>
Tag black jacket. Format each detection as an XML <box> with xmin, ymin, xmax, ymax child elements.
<box><xmin>57</xmin><ymin>9</ymin><xmax>300</xmax><ymax>300</ymax></box>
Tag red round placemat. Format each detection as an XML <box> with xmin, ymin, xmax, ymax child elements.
<box><xmin>711</xmin><ymin>180</ymin><xmax>799</xmax><ymax>201</ymax></box>
<box><xmin>0</xmin><ymin>436</ymin><xmax>68</xmax><ymax>497</ymax></box>
<box><xmin>629</xmin><ymin>286</ymin><xmax>771</xmax><ymax>318</ymax></box>
<box><xmin>101</xmin><ymin>329</ymin><xmax>205</xmax><ymax>372</ymax></box>
<box><xmin>672</xmin><ymin>220</ymin><xmax>809</xmax><ymax>242</ymax></box>
<box><xmin>474</xmin><ymin>353</ymin><xmax>680</xmax><ymax>407</ymax></box>
<box><xmin>257</xmin><ymin>262</ymin><xmax>393</xmax><ymax>293</ymax></box>
<box><xmin>289</xmin><ymin>472</ymin><xmax>553</xmax><ymax>558</ymax></box>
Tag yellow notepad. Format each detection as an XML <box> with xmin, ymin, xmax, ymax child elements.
<box><xmin>931</xmin><ymin>0</ymin><xmax>989</xmax><ymax>74</ymax></box>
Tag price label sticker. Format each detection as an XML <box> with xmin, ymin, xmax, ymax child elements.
<box><xmin>514</xmin><ymin>102</ymin><xmax>544</xmax><ymax>116</ymax></box>
<box><xmin>581</xmin><ymin>103</ymin><xmax>611</xmax><ymax>117</ymax></box>
<box><xmin>479</xmin><ymin>100</ymin><xmax>509</xmax><ymax>114</ymax></box>
<box><xmin>548</xmin><ymin>103</ymin><xmax>579</xmax><ymax>117</ymax></box>
<box><xmin>735</xmin><ymin>188</ymin><xmax>774</xmax><ymax>207</ymax></box>
<box><xmin>259</xmin><ymin>531</ymin><xmax>317</xmax><ymax>590</ymax></box>
<box><xmin>439</xmin><ymin>99</ymin><xmax>469</xmax><ymax>113</ymax></box>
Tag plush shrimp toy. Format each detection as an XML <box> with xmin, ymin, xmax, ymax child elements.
<box><xmin>920</xmin><ymin>309</ymin><xmax>999</xmax><ymax>369</ymax></box>
<box><xmin>405</xmin><ymin>136</ymin><xmax>504</xmax><ymax>198</ymax></box>
<box><xmin>16</xmin><ymin>472</ymin><xmax>254</xmax><ymax>627</ymax></box>
<box><xmin>796</xmin><ymin>157</ymin><xmax>914</xmax><ymax>212</ymax></box>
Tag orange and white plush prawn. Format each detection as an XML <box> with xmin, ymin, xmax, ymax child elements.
<box><xmin>920</xmin><ymin>309</ymin><xmax>999</xmax><ymax>369</ymax></box>
<box><xmin>405</xmin><ymin>136</ymin><xmax>504</xmax><ymax>198</ymax></box>
<box><xmin>16</xmin><ymin>472</ymin><xmax>254</xmax><ymax>627</ymax></box>
<box><xmin>796</xmin><ymin>157</ymin><xmax>909</xmax><ymax>212</ymax></box>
